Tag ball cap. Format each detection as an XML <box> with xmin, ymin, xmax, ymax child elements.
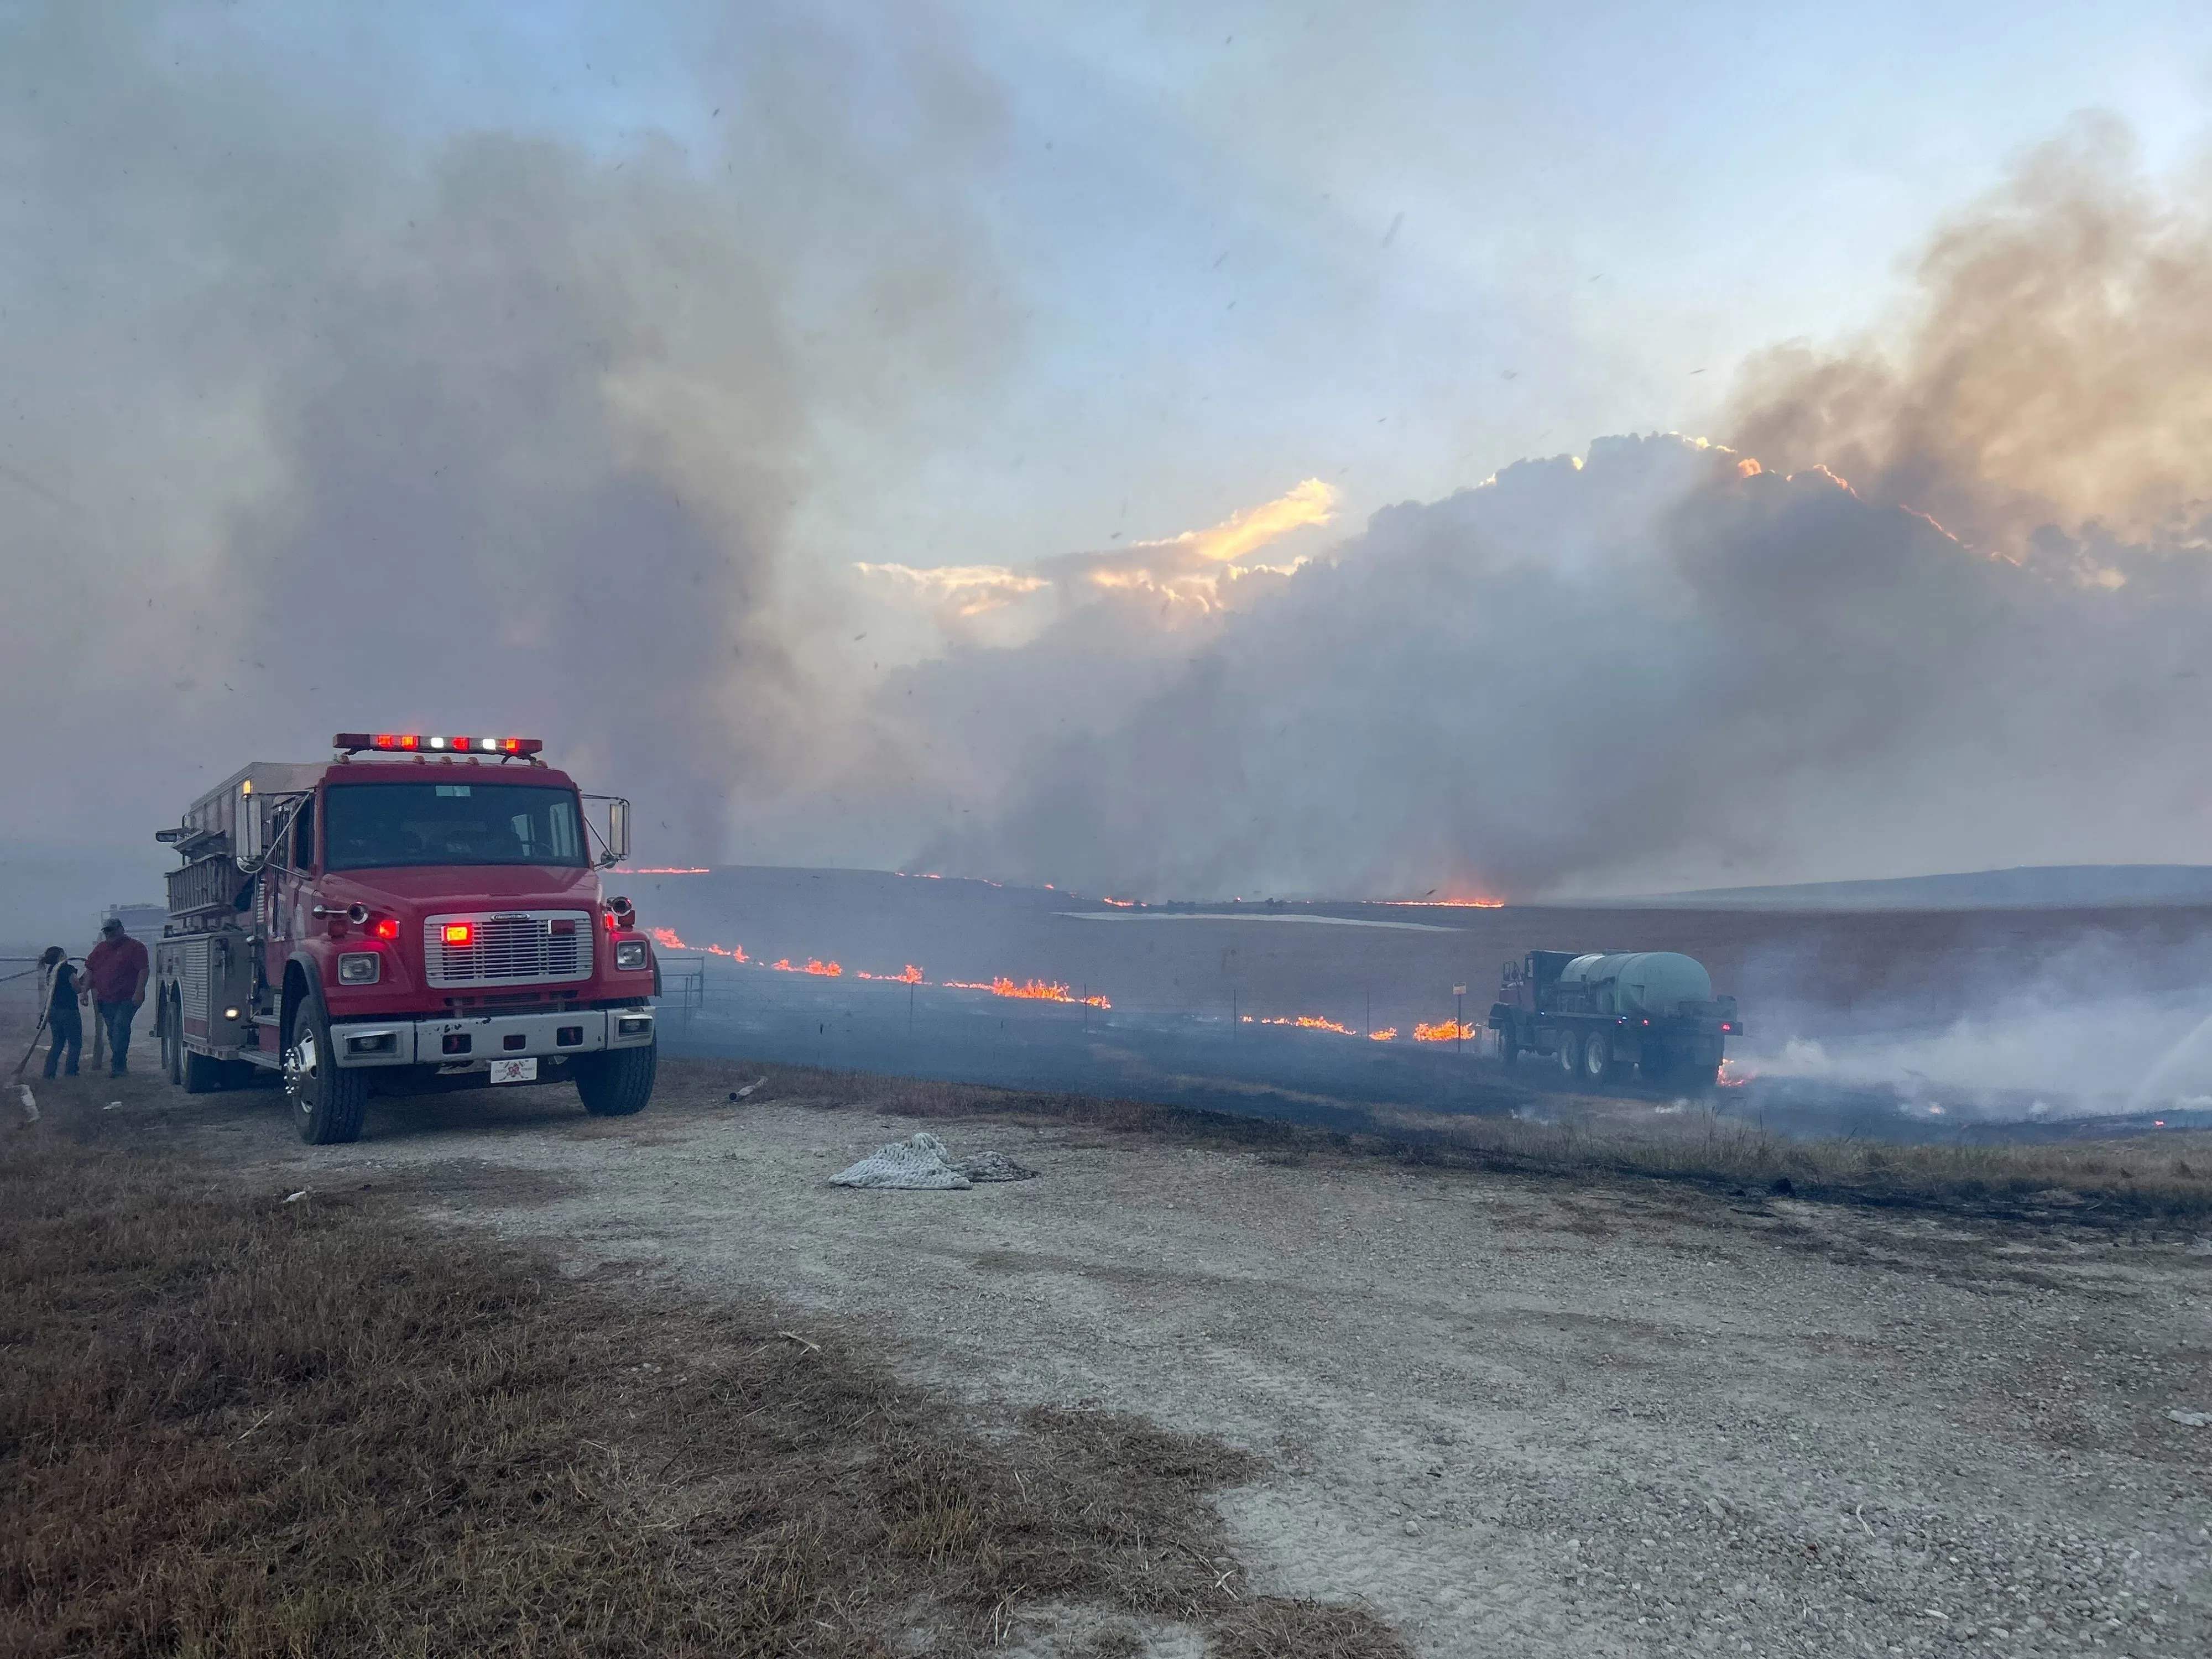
<box><xmin>101</xmin><ymin>916</ymin><xmax>123</xmax><ymax>933</ymax></box>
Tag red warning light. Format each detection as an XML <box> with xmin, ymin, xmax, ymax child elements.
<box><xmin>373</xmin><ymin>917</ymin><xmax>400</xmax><ymax>941</ymax></box>
<box><xmin>442</xmin><ymin>922</ymin><xmax>473</xmax><ymax>946</ymax></box>
<box><xmin>335</xmin><ymin>732</ymin><xmax>540</xmax><ymax>756</ymax></box>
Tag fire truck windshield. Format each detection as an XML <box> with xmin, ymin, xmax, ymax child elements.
<box><xmin>324</xmin><ymin>781</ymin><xmax>589</xmax><ymax>871</ymax></box>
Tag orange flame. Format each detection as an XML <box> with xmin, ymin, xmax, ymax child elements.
<box><xmin>1252</xmin><ymin>1014</ymin><xmax>1357</xmax><ymax>1035</ymax></box>
<box><xmin>1368</xmin><ymin>1027</ymin><xmax>1398</xmax><ymax>1042</ymax></box>
<box><xmin>768</xmin><ymin>957</ymin><xmax>844</xmax><ymax>977</ymax></box>
<box><xmin>1101</xmin><ymin>896</ymin><xmax>1139</xmax><ymax>907</ymax></box>
<box><xmin>1413</xmin><ymin>1020</ymin><xmax>1478</xmax><ymax>1043</ymax></box>
<box><xmin>1717</xmin><ymin>1057</ymin><xmax>1751</xmax><ymax>1088</ymax></box>
<box><xmin>942</xmin><ymin>976</ymin><xmax>1110</xmax><ymax>1009</ymax></box>
<box><xmin>1379</xmin><ymin>896</ymin><xmax>1506</xmax><ymax>909</ymax></box>
<box><xmin>614</xmin><ymin>866</ymin><xmax>712</xmax><ymax>874</ymax></box>
<box><xmin>649</xmin><ymin>926</ymin><xmax>747</xmax><ymax>962</ymax></box>
<box><xmin>857</xmin><ymin>965</ymin><xmax>925</xmax><ymax>983</ymax></box>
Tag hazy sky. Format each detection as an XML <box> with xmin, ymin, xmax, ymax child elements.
<box><xmin>8</xmin><ymin>1</ymin><xmax>2212</xmax><ymax>901</ymax></box>
<box><xmin>155</xmin><ymin>0</ymin><xmax>2212</xmax><ymax>586</ymax></box>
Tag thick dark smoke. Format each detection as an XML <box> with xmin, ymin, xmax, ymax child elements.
<box><xmin>817</xmin><ymin>121</ymin><xmax>2212</xmax><ymax>899</ymax></box>
<box><xmin>0</xmin><ymin>3</ymin><xmax>1003</xmax><ymax>868</ymax></box>
<box><xmin>1733</xmin><ymin>114</ymin><xmax>2212</xmax><ymax>557</ymax></box>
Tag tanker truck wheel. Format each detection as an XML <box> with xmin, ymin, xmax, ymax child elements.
<box><xmin>1556</xmin><ymin>1031</ymin><xmax>1582</xmax><ymax>1077</ymax></box>
<box><xmin>575</xmin><ymin>1041</ymin><xmax>656</xmax><ymax>1117</ymax></box>
<box><xmin>284</xmin><ymin>987</ymin><xmax>369</xmax><ymax>1145</ymax></box>
<box><xmin>1582</xmin><ymin>1031</ymin><xmax>1614</xmax><ymax>1085</ymax></box>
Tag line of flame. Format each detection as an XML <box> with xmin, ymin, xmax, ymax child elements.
<box><xmin>941</xmin><ymin>976</ymin><xmax>1110</xmax><ymax>1009</ymax></box>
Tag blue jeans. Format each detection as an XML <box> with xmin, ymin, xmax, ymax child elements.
<box><xmin>97</xmin><ymin>1001</ymin><xmax>139</xmax><ymax>1074</ymax></box>
<box><xmin>44</xmin><ymin>1002</ymin><xmax>82</xmax><ymax>1077</ymax></box>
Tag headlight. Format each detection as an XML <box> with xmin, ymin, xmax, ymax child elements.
<box><xmin>614</xmin><ymin>940</ymin><xmax>649</xmax><ymax>971</ymax></box>
<box><xmin>336</xmin><ymin>952</ymin><xmax>381</xmax><ymax>985</ymax></box>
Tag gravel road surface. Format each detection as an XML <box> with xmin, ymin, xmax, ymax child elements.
<box><xmin>192</xmin><ymin>1065</ymin><xmax>2211</xmax><ymax>1658</ymax></box>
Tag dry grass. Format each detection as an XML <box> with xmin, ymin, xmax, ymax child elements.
<box><xmin>671</xmin><ymin>1059</ymin><xmax>2212</xmax><ymax>1227</ymax></box>
<box><xmin>1</xmin><ymin>1088</ymin><xmax>1404</xmax><ymax>1657</ymax></box>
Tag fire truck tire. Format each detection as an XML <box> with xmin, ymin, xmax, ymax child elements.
<box><xmin>575</xmin><ymin>1042</ymin><xmax>656</xmax><ymax>1117</ymax></box>
<box><xmin>182</xmin><ymin>1045</ymin><xmax>226</xmax><ymax>1095</ymax></box>
<box><xmin>1583</xmin><ymin>1031</ymin><xmax>1613</xmax><ymax>1084</ymax></box>
<box><xmin>1555</xmin><ymin>1030</ymin><xmax>1581</xmax><ymax>1076</ymax></box>
<box><xmin>161</xmin><ymin>996</ymin><xmax>183</xmax><ymax>1086</ymax></box>
<box><xmin>285</xmin><ymin>988</ymin><xmax>368</xmax><ymax>1145</ymax></box>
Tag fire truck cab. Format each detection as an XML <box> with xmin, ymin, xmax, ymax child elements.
<box><xmin>154</xmin><ymin>733</ymin><xmax>660</xmax><ymax>1144</ymax></box>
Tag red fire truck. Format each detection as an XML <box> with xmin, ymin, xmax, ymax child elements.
<box><xmin>153</xmin><ymin>733</ymin><xmax>660</xmax><ymax>1144</ymax></box>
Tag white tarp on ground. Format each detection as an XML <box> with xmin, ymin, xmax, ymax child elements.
<box><xmin>828</xmin><ymin>1131</ymin><xmax>1038</xmax><ymax>1190</ymax></box>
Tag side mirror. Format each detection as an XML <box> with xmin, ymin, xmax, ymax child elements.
<box><xmin>602</xmin><ymin>797</ymin><xmax>630</xmax><ymax>868</ymax></box>
<box><xmin>236</xmin><ymin>783</ymin><xmax>267</xmax><ymax>870</ymax></box>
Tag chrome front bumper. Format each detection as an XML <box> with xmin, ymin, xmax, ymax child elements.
<box><xmin>330</xmin><ymin>1006</ymin><xmax>655</xmax><ymax>1068</ymax></box>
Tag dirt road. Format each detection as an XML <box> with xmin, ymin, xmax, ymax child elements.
<box><xmin>174</xmin><ymin>1062</ymin><xmax>2212</xmax><ymax>1657</ymax></box>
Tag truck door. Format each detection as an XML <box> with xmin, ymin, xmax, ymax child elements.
<box><xmin>263</xmin><ymin>795</ymin><xmax>315</xmax><ymax>1000</ymax></box>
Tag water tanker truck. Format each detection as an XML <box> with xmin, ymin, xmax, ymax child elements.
<box><xmin>1490</xmin><ymin>950</ymin><xmax>1741</xmax><ymax>1088</ymax></box>
<box><xmin>152</xmin><ymin>732</ymin><xmax>661</xmax><ymax>1144</ymax></box>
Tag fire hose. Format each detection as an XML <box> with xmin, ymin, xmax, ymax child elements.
<box><xmin>8</xmin><ymin>961</ymin><xmax>75</xmax><ymax>1080</ymax></box>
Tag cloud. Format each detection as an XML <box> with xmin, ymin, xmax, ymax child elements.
<box><xmin>857</xmin><ymin>478</ymin><xmax>1341</xmax><ymax>645</ymax></box>
<box><xmin>854</xmin><ymin>562</ymin><xmax>1051</xmax><ymax>619</ymax></box>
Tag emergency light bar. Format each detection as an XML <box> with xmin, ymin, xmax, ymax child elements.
<box><xmin>332</xmin><ymin>733</ymin><xmax>542</xmax><ymax>757</ymax></box>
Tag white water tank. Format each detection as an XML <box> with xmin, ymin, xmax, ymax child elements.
<box><xmin>1556</xmin><ymin>951</ymin><xmax>1712</xmax><ymax>1016</ymax></box>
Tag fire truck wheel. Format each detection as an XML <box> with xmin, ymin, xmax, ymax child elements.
<box><xmin>1583</xmin><ymin>1031</ymin><xmax>1613</xmax><ymax>1084</ymax></box>
<box><xmin>575</xmin><ymin>1042</ymin><xmax>656</xmax><ymax>1117</ymax></box>
<box><xmin>1555</xmin><ymin>1030</ymin><xmax>1581</xmax><ymax>1076</ymax></box>
<box><xmin>161</xmin><ymin>996</ymin><xmax>184</xmax><ymax>1086</ymax></box>
<box><xmin>285</xmin><ymin>988</ymin><xmax>368</xmax><ymax>1145</ymax></box>
<box><xmin>182</xmin><ymin>1044</ymin><xmax>226</xmax><ymax>1094</ymax></box>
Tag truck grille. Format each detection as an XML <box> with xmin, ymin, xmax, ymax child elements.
<box><xmin>423</xmin><ymin>910</ymin><xmax>593</xmax><ymax>989</ymax></box>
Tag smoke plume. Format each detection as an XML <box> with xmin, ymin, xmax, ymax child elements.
<box><xmin>812</xmin><ymin>120</ymin><xmax>2212</xmax><ymax>899</ymax></box>
<box><xmin>0</xmin><ymin>3</ymin><xmax>1004</xmax><ymax>862</ymax></box>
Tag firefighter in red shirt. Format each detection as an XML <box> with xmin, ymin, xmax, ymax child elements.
<box><xmin>84</xmin><ymin>916</ymin><xmax>150</xmax><ymax>1078</ymax></box>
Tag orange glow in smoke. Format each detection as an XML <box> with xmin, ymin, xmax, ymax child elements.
<box><xmin>1101</xmin><ymin>897</ymin><xmax>1139</xmax><ymax>907</ymax></box>
<box><xmin>942</xmin><ymin>976</ymin><xmax>1110</xmax><ymax>1009</ymax></box>
<box><xmin>1717</xmin><ymin>1057</ymin><xmax>1751</xmax><ymax>1088</ymax></box>
<box><xmin>614</xmin><ymin>867</ymin><xmax>712</xmax><ymax>874</ymax></box>
<box><xmin>1413</xmin><ymin>1020</ymin><xmax>1479</xmax><ymax>1043</ymax></box>
<box><xmin>1368</xmin><ymin>1027</ymin><xmax>1399</xmax><ymax>1042</ymax></box>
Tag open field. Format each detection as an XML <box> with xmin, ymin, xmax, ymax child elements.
<box><xmin>8</xmin><ymin>1016</ymin><xmax>2209</xmax><ymax>1658</ymax></box>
